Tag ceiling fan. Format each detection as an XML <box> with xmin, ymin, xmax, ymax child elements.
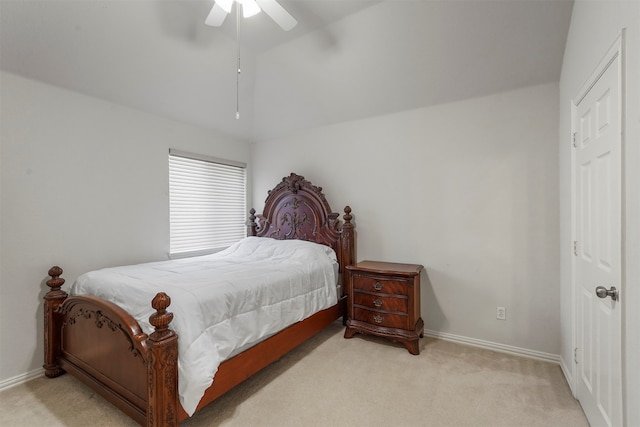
<box><xmin>205</xmin><ymin>0</ymin><xmax>297</xmax><ymax>31</ymax></box>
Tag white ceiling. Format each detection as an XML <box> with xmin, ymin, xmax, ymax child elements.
<box><xmin>0</xmin><ymin>0</ymin><xmax>573</xmax><ymax>142</ymax></box>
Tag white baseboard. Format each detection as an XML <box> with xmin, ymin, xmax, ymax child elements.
<box><xmin>0</xmin><ymin>368</ymin><xmax>44</xmax><ymax>392</ymax></box>
<box><xmin>423</xmin><ymin>329</ymin><xmax>561</xmax><ymax>364</ymax></box>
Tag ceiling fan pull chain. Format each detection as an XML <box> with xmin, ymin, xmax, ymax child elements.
<box><xmin>236</xmin><ymin>2</ymin><xmax>241</xmax><ymax>120</ymax></box>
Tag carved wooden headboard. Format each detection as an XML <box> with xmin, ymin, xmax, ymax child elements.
<box><xmin>249</xmin><ymin>173</ymin><xmax>355</xmax><ymax>272</ymax></box>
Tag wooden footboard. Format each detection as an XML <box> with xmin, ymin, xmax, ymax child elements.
<box><xmin>44</xmin><ymin>267</ymin><xmax>178</xmax><ymax>426</ymax></box>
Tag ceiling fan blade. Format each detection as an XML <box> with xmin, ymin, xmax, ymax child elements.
<box><xmin>205</xmin><ymin>3</ymin><xmax>229</xmax><ymax>27</ymax></box>
<box><xmin>255</xmin><ymin>0</ymin><xmax>297</xmax><ymax>31</ymax></box>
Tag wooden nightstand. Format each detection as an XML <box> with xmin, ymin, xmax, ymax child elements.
<box><xmin>344</xmin><ymin>261</ymin><xmax>424</xmax><ymax>355</ymax></box>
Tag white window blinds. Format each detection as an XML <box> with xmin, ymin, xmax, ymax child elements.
<box><xmin>169</xmin><ymin>150</ymin><xmax>247</xmax><ymax>257</ymax></box>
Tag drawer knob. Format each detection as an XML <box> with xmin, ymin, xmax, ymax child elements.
<box><xmin>373</xmin><ymin>298</ymin><xmax>383</xmax><ymax>308</ymax></box>
<box><xmin>373</xmin><ymin>281</ymin><xmax>383</xmax><ymax>291</ymax></box>
<box><xmin>373</xmin><ymin>314</ymin><xmax>384</xmax><ymax>324</ymax></box>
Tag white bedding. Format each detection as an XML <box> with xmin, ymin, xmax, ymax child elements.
<box><xmin>70</xmin><ymin>236</ymin><xmax>338</xmax><ymax>416</ymax></box>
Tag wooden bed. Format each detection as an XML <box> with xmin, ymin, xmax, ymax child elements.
<box><xmin>43</xmin><ymin>173</ymin><xmax>355</xmax><ymax>426</ymax></box>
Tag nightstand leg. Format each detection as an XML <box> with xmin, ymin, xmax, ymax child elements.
<box><xmin>404</xmin><ymin>339</ymin><xmax>420</xmax><ymax>356</ymax></box>
<box><xmin>344</xmin><ymin>324</ymin><xmax>357</xmax><ymax>339</ymax></box>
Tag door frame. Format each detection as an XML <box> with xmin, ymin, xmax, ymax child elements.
<box><xmin>570</xmin><ymin>31</ymin><xmax>625</xmax><ymax>421</ymax></box>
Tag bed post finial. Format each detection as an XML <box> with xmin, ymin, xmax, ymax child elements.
<box><xmin>249</xmin><ymin>208</ymin><xmax>257</xmax><ymax>236</ymax></box>
<box><xmin>44</xmin><ymin>266</ymin><xmax>68</xmax><ymax>378</ymax></box>
<box><xmin>343</xmin><ymin>206</ymin><xmax>352</xmax><ymax>225</ymax></box>
<box><xmin>149</xmin><ymin>292</ymin><xmax>174</xmax><ymax>337</ymax></box>
<box><xmin>341</xmin><ymin>206</ymin><xmax>355</xmax><ymax>268</ymax></box>
<box><xmin>47</xmin><ymin>266</ymin><xmax>65</xmax><ymax>290</ymax></box>
<box><xmin>147</xmin><ymin>292</ymin><xmax>178</xmax><ymax>427</ymax></box>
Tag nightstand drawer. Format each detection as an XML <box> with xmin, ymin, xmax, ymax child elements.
<box><xmin>353</xmin><ymin>307</ymin><xmax>407</xmax><ymax>329</ymax></box>
<box><xmin>352</xmin><ymin>276</ymin><xmax>408</xmax><ymax>296</ymax></box>
<box><xmin>353</xmin><ymin>292</ymin><xmax>408</xmax><ymax>313</ymax></box>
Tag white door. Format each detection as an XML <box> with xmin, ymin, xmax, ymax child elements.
<box><xmin>573</xmin><ymin>40</ymin><xmax>622</xmax><ymax>427</ymax></box>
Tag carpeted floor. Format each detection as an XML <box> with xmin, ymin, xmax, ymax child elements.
<box><xmin>0</xmin><ymin>322</ymin><xmax>589</xmax><ymax>426</ymax></box>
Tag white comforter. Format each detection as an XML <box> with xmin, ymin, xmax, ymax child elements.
<box><xmin>70</xmin><ymin>236</ymin><xmax>338</xmax><ymax>415</ymax></box>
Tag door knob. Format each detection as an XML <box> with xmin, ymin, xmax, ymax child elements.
<box><xmin>595</xmin><ymin>286</ymin><xmax>619</xmax><ymax>301</ymax></box>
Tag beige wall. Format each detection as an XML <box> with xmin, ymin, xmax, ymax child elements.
<box><xmin>252</xmin><ymin>82</ymin><xmax>561</xmax><ymax>357</ymax></box>
<box><xmin>0</xmin><ymin>71</ymin><xmax>252</xmax><ymax>384</ymax></box>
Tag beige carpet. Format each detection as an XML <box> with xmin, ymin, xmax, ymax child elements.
<box><xmin>1</xmin><ymin>322</ymin><xmax>588</xmax><ymax>427</ymax></box>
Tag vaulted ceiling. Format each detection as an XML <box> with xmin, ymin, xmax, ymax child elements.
<box><xmin>0</xmin><ymin>0</ymin><xmax>573</xmax><ymax>142</ymax></box>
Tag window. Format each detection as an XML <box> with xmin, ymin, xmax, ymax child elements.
<box><xmin>169</xmin><ymin>149</ymin><xmax>246</xmax><ymax>257</ymax></box>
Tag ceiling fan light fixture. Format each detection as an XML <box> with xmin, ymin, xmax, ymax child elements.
<box><xmin>215</xmin><ymin>0</ymin><xmax>234</xmax><ymax>14</ymax></box>
<box><xmin>240</xmin><ymin>0</ymin><xmax>261</xmax><ymax>18</ymax></box>
<box><xmin>206</xmin><ymin>0</ymin><xmax>295</xmax><ymax>31</ymax></box>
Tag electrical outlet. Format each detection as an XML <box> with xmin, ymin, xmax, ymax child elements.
<box><xmin>496</xmin><ymin>306</ymin><xmax>506</xmax><ymax>320</ymax></box>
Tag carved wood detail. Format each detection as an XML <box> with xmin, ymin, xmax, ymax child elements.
<box><xmin>58</xmin><ymin>306</ymin><xmax>146</xmax><ymax>360</ymax></box>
